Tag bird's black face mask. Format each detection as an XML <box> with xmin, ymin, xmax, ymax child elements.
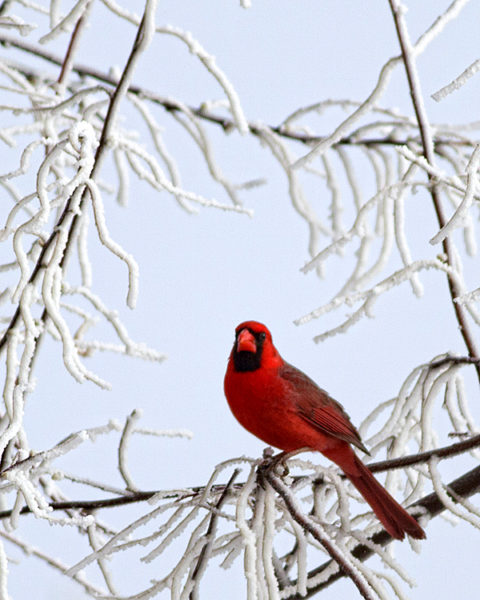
<box><xmin>232</xmin><ymin>328</ymin><xmax>266</xmax><ymax>372</ymax></box>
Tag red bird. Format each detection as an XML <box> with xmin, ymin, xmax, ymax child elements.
<box><xmin>224</xmin><ymin>320</ymin><xmax>425</xmax><ymax>540</ymax></box>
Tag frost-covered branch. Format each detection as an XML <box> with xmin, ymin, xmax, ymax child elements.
<box><xmin>188</xmin><ymin>468</ymin><xmax>240</xmax><ymax>600</ymax></box>
<box><xmin>388</xmin><ymin>0</ymin><xmax>480</xmax><ymax>381</ymax></box>
<box><xmin>263</xmin><ymin>468</ymin><xmax>378</xmax><ymax>600</ymax></box>
<box><xmin>0</xmin><ymin>34</ymin><xmax>476</xmax><ymax>152</ymax></box>
<box><xmin>0</xmin><ymin>430</ymin><xmax>479</xmax><ymax>521</ymax></box>
<box><xmin>0</xmin><ymin>403</ymin><xmax>478</xmax><ymax>598</ymax></box>
<box><xmin>293</xmin><ymin>462</ymin><xmax>480</xmax><ymax>599</ymax></box>
<box><xmin>432</xmin><ymin>58</ymin><xmax>480</xmax><ymax>102</ymax></box>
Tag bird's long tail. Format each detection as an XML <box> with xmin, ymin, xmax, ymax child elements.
<box><xmin>324</xmin><ymin>446</ymin><xmax>425</xmax><ymax>540</ymax></box>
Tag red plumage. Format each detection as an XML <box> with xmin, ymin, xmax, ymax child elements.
<box><xmin>224</xmin><ymin>320</ymin><xmax>425</xmax><ymax>541</ymax></box>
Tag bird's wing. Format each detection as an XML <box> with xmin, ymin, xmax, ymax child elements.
<box><xmin>280</xmin><ymin>362</ymin><xmax>369</xmax><ymax>454</ymax></box>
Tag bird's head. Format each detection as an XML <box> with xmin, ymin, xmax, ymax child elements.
<box><xmin>231</xmin><ymin>321</ymin><xmax>281</xmax><ymax>372</ymax></box>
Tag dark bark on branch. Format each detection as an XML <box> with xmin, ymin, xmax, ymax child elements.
<box><xmin>388</xmin><ymin>0</ymin><xmax>480</xmax><ymax>383</ymax></box>
<box><xmin>1</xmin><ymin>433</ymin><xmax>479</xmax><ymax>519</ymax></box>
<box><xmin>368</xmin><ymin>433</ymin><xmax>480</xmax><ymax>474</ymax></box>
<box><xmin>0</xmin><ymin>13</ymin><xmax>151</xmax><ymax>355</ymax></box>
<box><xmin>189</xmin><ymin>469</ymin><xmax>240</xmax><ymax>600</ymax></box>
<box><xmin>284</xmin><ymin>463</ymin><xmax>480</xmax><ymax>599</ymax></box>
<box><xmin>0</xmin><ymin>491</ymin><xmax>158</xmax><ymax>519</ymax></box>
<box><xmin>265</xmin><ymin>468</ymin><xmax>377</xmax><ymax>600</ymax></box>
<box><xmin>56</xmin><ymin>0</ymin><xmax>92</xmax><ymax>86</ymax></box>
<box><xmin>0</xmin><ymin>34</ymin><xmax>475</xmax><ymax>151</ymax></box>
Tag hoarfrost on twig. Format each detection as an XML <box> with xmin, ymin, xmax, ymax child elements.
<box><xmin>432</xmin><ymin>58</ymin><xmax>480</xmax><ymax>102</ymax></box>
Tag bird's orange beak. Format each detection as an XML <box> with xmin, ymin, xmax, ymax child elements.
<box><xmin>236</xmin><ymin>329</ymin><xmax>257</xmax><ymax>353</ymax></box>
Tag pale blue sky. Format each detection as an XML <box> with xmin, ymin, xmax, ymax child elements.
<box><xmin>4</xmin><ymin>1</ymin><xmax>480</xmax><ymax>598</ymax></box>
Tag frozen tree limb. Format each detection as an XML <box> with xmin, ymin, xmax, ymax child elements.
<box><xmin>294</xmin><ymin>462</ymin><xmax>480</xmax><ymax>598</ymax></box>
<box><xmin>0</xmin><ymin>0</ymin><xmax>159</xmax><ymax>379</ymax></box>
<box><xmin>188</xmin><ymin>468</ymin><xmax>240</xmax><ymax>600</ymax></box>
<box><xmin>388</xmin><ymin>0</ymin><xmax>480</xmax><ymax>382</ymax></box>
<box><xmin>263</xmin><ymin>469</ymin><xmax>378</xmax><ymax>600</ymax></box>
<box><xmin>1</xmin><ymin>34</ymin><xmax>475</xmax><ymax>152</ymax></box>
<box><xmin>432</xmin><ymin>58</ymin><xmax>480</xmax><ymax>102</ymax></box>
<box><xmin>0</xmin><ymin>432</ymin><xmax>479</xmax><ymax>518</ymax></box>
<box><xmin>118</xmin><ymin>409</ymin><xmax>142</xmax><ymax>491</ymax></box>
<box><xmin>429</xmin><ymin>144</ymin><xmax>480</xmax><ymax>245</ymax></box>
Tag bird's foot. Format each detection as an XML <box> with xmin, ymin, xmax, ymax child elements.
<box><xmin>257</xmin><ymin>448</ymin><xmax>291</xmax><ymax>486</ymax></box>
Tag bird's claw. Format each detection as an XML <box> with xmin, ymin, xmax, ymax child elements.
<box><xmin>257</xmin><ymin>448</ymin><xmax>290</xmax><ymax>488</ymax></box>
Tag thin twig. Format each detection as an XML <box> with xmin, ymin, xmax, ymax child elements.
<box><xmin>0</xmin><ymin>4</ymin><xmax>155</xmax><ymax>355</ymax></box>
<box><xmin>388</xmin><ymin>0</ymin><xmax>480</xmax><ymax>383</ymax></box>
<box><xmin>368</xmin><ymin>433</ymin><xmax>480</xmax><ymax>473</ymax></box>
<box><xmin>427</xmin><ymin>354</ymin><xmax>480</xmax><ymax>370</ymax></box>
<box><xmin>57</xmin><ymin>0</ymin><xmax>92</xmax><ymax>87</ymax></box>
<box><xmin>118</xmin><ymin>409</ymin><xmax>141</xmax><ymax>491</ymax></box>
<box><xmin>284</xmin><ymin>463</ymin><xmax>480</xmax><ymax>599</ymax></box>
<box><xmin>0</xmin><ymin>33</ymin><xmax>475</xmax><ymax>150</ymax></box>
<box><xmin>265</xmin><ymin>470</ymin><xmax>377</xmax><ymax>600</ymax></box>
<box><xmin>0</xmin><ymin>529</ymin><xmax>107</xmax><ymax>597</ymax></box>
<box><xmin>189</xmin><ymin>468</ymin><xmax>240</xmax><ymax>600</ymax></box>
<box><xmin>1</xmin><ymin>433</ymin><xmax>479</xmax><ymax>520</ymax></box>
<box><xmin>0</xmin><ymin>491</ymin><xmax>158</xmax><ymax>519</ymax></box>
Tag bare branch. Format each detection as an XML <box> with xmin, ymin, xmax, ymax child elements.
<box><xmin>1</xmin><ymin>433</ymin><xmax>479</xmax><ymax>520</ymax></box>
<box><xmin>56</xmin><ymin>0</ymin><xmax>92</xmax><ymax>88</ymax></box>
<box><xmin>284</xmin><ymin>463</ymin><xmax>480</xmax><ymax>598</ymax></box>
<box><xmin>188</xmin><ymin>468</ymin><xmax>240</xmax><ymax>600</ymax></box>
<box><xmin>264</xmin><ymin>469</ymin><xmax>377</xmax><ymax>600</ymax></box>
<box><xmin>0</xmin><ymin>1</ymin><xmax>156</xmax><ymax>356</ymax></box>
<box><xmin>0</xmin><ymin>33</ymin><xmax>475</xmax><ymax>151</ymax></box>
<box><xmin>388</xmin><ymin>0</ymin><xmax>480</xmax><ymax>382</ymax></box>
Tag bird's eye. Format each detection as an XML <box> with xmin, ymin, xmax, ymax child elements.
<box><xmin>258</xmin><ymin>332</ymin><xmax>266</xmax><ymax>341</ymax></box>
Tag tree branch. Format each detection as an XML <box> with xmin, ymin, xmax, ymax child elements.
<box><xmin>388</xmin><ymin>0</ymin><xmax>480</xmax><ymax>383</ymax></box>
<box><xmin>368</xmin><ymin>433</ymin><xmax>480</xmax><ymax>474</ymax></box>
<box><xmin>0</xmin><ymin>491</ymin><xmax>158</xmax><ymax>519</ymax></box>
<box><xmin>0</xmin><ymin>4</ymin><xmax>155</xmax><ymax>356</ymax></box>
<box><xmin>284</xmin><ymin>462</ymin><xmax>480</xmax><ymax>599</ymax></box>
<box><xmin>56</xmin><ymin>0</ymin><xmax>92</xmax><ymax>87</ymax></box>
<box><xmin>264</xmin><ymin>469</ymin><xmax>377</xmax><ymax>600</ymax></box>
<box><xmin>0</xmin><ymin>33</ymin><xmax>475</xmax><ymax>151</ymax></box>
<box><xmin>427</xmin><ymin>354</ymin><xmax>480</xmax><ymax>371</ymax></box>
<box><xmin>1</xmin><ymin>435</ymin><xmax>479</xmax><ymax>596</ymax></box>
<box><xmin>189</xmin><ymin>468</ymin><xmax>240</xmax><ymax>600</ymax></box>
<box><xmin>1</xmin><ymin>433</ymin><xmax>479</xmax><ymax>519</ymax></box>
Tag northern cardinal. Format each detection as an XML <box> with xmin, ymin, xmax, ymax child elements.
<box><xmin>224</xmin><ymin>320</ymin><xmax>425</xmax><ymax>540</ymax></box>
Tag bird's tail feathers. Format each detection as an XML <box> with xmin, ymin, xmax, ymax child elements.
<box><xmin>346</xmin><ymin>455</ymin><xmax>425</xmax><ymax>540</ymax></box>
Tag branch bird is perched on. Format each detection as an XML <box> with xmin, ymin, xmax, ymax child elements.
<box><xmin>224</xmin><ymin>320</ymin><xmax>425</xmax><ymax>541</ymax></box>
